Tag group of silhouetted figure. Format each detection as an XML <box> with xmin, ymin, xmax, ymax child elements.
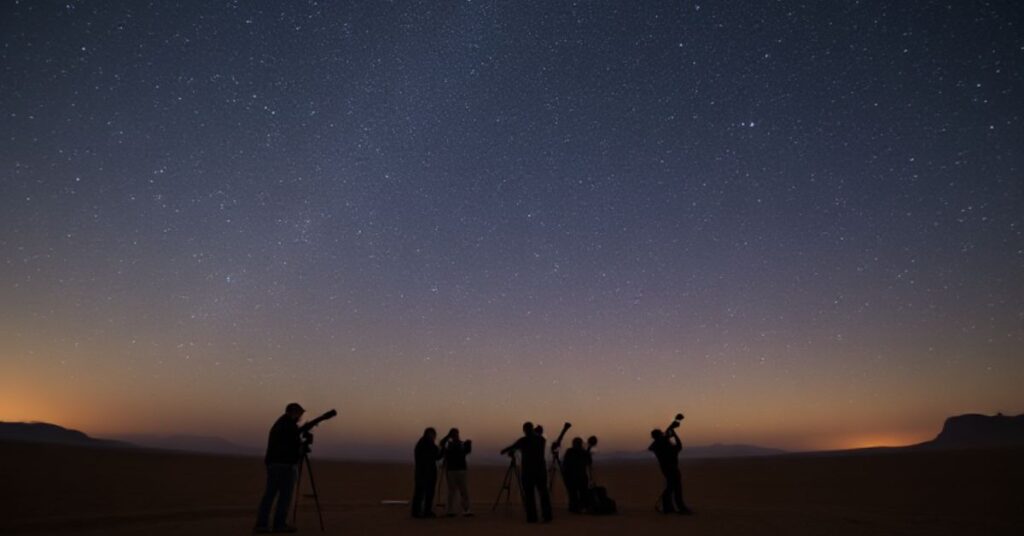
<box><xmin>254</xmin><ymin>403</ymin><xmax>691</xmax><ymax>533</ymax></box>
<box><xmin>411</xmin><ymin>426</ymin><xmax>472</xmax><ymax>518</ymax></box>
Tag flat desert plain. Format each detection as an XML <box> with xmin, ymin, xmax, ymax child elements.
<box><xmin>1</xmin><ymin>441</ymin><xmax>1021</xmax><ymax>535</ymax></box>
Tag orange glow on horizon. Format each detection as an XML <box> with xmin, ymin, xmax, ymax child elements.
<box><xmin>823</xmin><ymin>431</ymin><xmax>933</xmax><ymax>451</ymax></box>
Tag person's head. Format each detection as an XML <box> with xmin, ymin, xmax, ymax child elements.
<box><xmin>285</xmin><ymin>402</ymin><xmax>305</xmax><ymax>421</ymax></box>
<box><xmin>572</xmin><ymin>437</ymin><xmax>584</xmax><ymax>449</ymax></box>
<box><xmin>651</xmin><ymin>429</ymin><xmax>664</xmax><ymax>440</ymax></box>
<box><xmin>423</xmin><ymin>427</ymin><xmax>437</xmax><ymax>441</ymax></box>
<box><xmin>522</xmin><ymin>421</ymin><xmax>534</xmax><ymax>436</ymax></box>
<box><xmin>448</xmin><ymin>428</ymin><xmax>460</xmax><ymax>441</ymax></box>
<box><xmin>535</xmin><ymin>424</ymin><xmax>545</xmax><ymax>436</ymax></box>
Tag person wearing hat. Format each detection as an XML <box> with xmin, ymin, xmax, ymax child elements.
<box><xmin>255</xmin><ymin>402</ymin><xmax>306</xmax><ymax>533</ymax></box>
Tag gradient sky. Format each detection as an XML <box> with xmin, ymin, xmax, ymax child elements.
<box><xmin>1</xmin><ymin>1</ymin><xmax>1022</xmax><ymax>457</ymax></box>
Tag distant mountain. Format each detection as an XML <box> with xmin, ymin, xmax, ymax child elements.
<box><xmin>920</xmin><ymin>413</ymin><xmax>1024</xmax><ymax>449</ymax></box>
<box><xmin>113</xmin><ymin>434</ymin><xmax>260</xmax><ymax>456</ymax></box>
<box><xmin>0</xmin><ymin>422</ymin><xmax>257</xmax><ymax>456</ymax></box>
<box><xmin>606</xmin><ymin>443</ymin><xmax>786</xmax><ymax>461</ymax></box>
<box><xmin>0</xmin><ymin>421</ymin><xmax>123</xmax><ymax>447</ymax></box>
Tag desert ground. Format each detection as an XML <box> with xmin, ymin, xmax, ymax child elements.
<box><xmin>1</xmin><ymin>441</ymin><xmax>1021</xmax><ymax>535</ymax></box>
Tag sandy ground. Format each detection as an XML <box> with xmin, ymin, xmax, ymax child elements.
<box><xmin>1</xmin><ymin>441</ymin><xmax>1021</xmax><ymax>535</ymax></box>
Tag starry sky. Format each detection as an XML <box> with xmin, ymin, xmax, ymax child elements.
<box><xmin>1</xmin><ymin>1</ymin><xmax>1021</xmax><ymax>457</ymax></box>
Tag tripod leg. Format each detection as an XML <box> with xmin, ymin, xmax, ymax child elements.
<box><xmin>548</xmin><ymin>454</ymin><xmax>559</xmax><ymax>492</ymax></box>
<box><xmin>304</xmin><ymin>455</ymin><xmax>326</xmax><ymax>532</ymax></box>
<box><xmin>491</xmin><ymin>462</ymin><xmax>514</xmax><ymax>511</ymax></box>
<box><xmin>292</xmin><ymin>458</ymin><xmax>304</xmax><ymax>527</ymax></box>
<box><xmin>435</xmin><ymin>461</ymin><xmax>446</xmax><ymax>508</ymax></box>
<box><xmin>514</xmin><ymin>463</ymin><xmax>526</xmax><ymax>504</ymax></box>
<box><xmin>491</xmin><ymin>467</ymin><xmax>507</xmax><ymax>511</ymax></box>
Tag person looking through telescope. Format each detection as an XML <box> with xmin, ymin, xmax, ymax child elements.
<box><xmin>649</xmin><ymin>413</ymin><xmax>693</xmax><ymax>515</ymax></box>
<box><xmin>500</xmin><ymin>422</ymin><xmax>553</xmax><ymax>523</ymax></box>
<box><xmin>440</xmin><ymin>428</ymin><xmax>473</xmax><ymax>517</ymax></box>
<box><xmin>255</xmin><ymin>403</ymin><xmax>336</xmax><ymax>533</ymax></box>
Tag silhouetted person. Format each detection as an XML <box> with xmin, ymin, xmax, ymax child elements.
<box><xmin>562</xmin><ymin>437</ymin><xmax>592</xmax><ymax>513</ymax></box>
<box><xmin>440</xmin><ymin>428</ymin><xmax>474</xmax><ymax>516</ymax></box>
<box><xmin>255</xmin><ymin>402</ymin><xmax>305</xmax><ymax>533</ymax></box>
<box><xmin>649</xmin><ymin>428</ymin><xmax>692</xmax><ymax>514</ymax></box>
<box><xmin>412</xmin><ymin>427</ymin><xmax>443</xmax><ymax>518</ymax></box>
<box><xmin>501</xmin><ymin>422</ymin><xmax>553</xmax><ymax>523</ymax></box>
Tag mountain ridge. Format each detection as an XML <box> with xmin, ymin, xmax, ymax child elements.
<box><xmin>4</xmin><ymin>412</ymin><xmax>1022</xmax><ymax>459</ymax></box>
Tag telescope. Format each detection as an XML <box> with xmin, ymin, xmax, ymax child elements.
<box><xmin>299</xmin><ymin>409</ymin><xmax>338</xmax><ymax>447</ymax></box>
<box><xmin>551</xmin><ymin>422</ymin><xmax>571</xmax><ymax>451</ymax></box>
<box><xmin>292</xmin><ymin>408</ymin><xmax>336</xmax><ymax>530</ymax></box>
<box><xmin>665</xmin><ymin>413</ymin><xmax>684</xmax><ymax>434</ymax></box>
<box><xmin>303</xmin><ymin>409</ymin><xmax>338</xmax><ymax>431</ymax></box>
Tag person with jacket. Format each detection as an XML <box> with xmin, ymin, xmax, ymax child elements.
<box><xmin>649</xmin><ymin>428</ymin><xmax>693</xmax><ymax>514</ymax></box>
<box><xmin>562</xmin><ymin>437</ymin><xmax>592</xmax><ymax>513</ymax></box>
<box><xmin>501</xmin><ymin>422</ymin><xmax>553</xmax><ymax>523</ymax></box>
<box><xmin>440</xmin><ymin>427</ymin><xmax>474</xmax><ymax>517</ymax></box>
<box><xmin>412</xmin><ymin>427</ymin><xmax>443</xmax><ymax>518</ymax></box>
<box><xmin>255</xmin><ymin>402</ymin><xmax>306</xmax><ymax>533</ymax></box>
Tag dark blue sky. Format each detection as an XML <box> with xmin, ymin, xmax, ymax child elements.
<box><xmin>1</xmin><ymin>1</ymin><xmax>1021</xmax><ymax>453</ymax></box>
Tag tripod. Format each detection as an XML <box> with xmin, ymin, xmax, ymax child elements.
<box><xmin>292</xmin><ymin>442</ymin><xmax>326</xmax><ymax>531</ymax></box>
<box><xmin>434</xmin><ymin>459</ymin><xmax>447</xmax><ymax>508</ymax></box>
<box><xmin>547</xmin><ymin>422</ymin><xmax>571</xmax><ymax>493</ymax></box>
<box><xmin>491</xmin><ymin>454</ymin><xmax>523</xmax><ymax>511</ymax></box>
<box><xmin>547</xmin><ymin>446</ymin><xmax>565</xmax><ymax>492</ymax></box>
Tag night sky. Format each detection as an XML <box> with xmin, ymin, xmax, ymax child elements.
<box><xmin>2</xmin><ymin>1</ymin><xmax>1022</xmax><ymax>456</ymax></box>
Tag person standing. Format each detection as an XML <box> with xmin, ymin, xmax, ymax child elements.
<box><xmin>412</xmin><ymin>427</ymin><xmax>443</xmax><ymax>518</ymax></box>
<box><xmin>255</xmin><ymin>402</ymin><xmax>305</xmax><ymax>533</ymax></box>
<box><xmin>501</xmin><ymin>422</ymin><xmax>553</xmax><ymax>523</ymax></box>
<box><xmin>649</xmin><ymin>428</ymin><xmax>693</xmax><ymax>514</ymax></box>
<box><xmin>562</xmin><ymin>437</ymin><xmax>592</xmax><ymax>513</ymax></box>
<box><xmin>440</xmin><ymin>428</ymin><xmax>474</xmax><ymax>517</ymax></box>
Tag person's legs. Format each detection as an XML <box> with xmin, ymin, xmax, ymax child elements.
<box><xmin>271</xmin><ymin>464</ymin><xmax>297</xmax><ymax>530</ymax></box>
<box><xmin>256</xmin><ymin>465</ymin><xmax>281</xmax><ymax>528</ymax></box>
<box><xmin>660</xmin><ymin>470</ymin><xmax>675</xmax><ymax>513</ymax></box>
<box><xmin>446</xmin><ymin>471</ymin><xmax>459</xmax><ymax>515</ymax></box>
<box><xmin>411</xmin><ymin>477</ymin><xmax>425</xmax><ymax>517</ymax></box>
<box><xmin>423</xmin><ymin>473</ymin><xmax>437</xmax><ymax>517</ymax></box>
<box><xmin>564</xmin><ymin>473</ymin><xmax>580</xmax><ymax>512</ymax></box>
<box><xmin>458</xmin><ymin>472</ymin><xmax>471</xmax><ymax>513</ymax></box>
<box><xmin>446</xmin><ymin>470</ymin><xmax>470</xmax><ymax>514</ymax></box>
<box><xmin>521</xmin><ymin>472</ymin><xmax>538</xmax><ymax>522</ymax></box>
<box><xmin>669</xmin><ymin>470</ymin><xmax>689</xmax><ymax>512</ymax></box>
<box><xmin>536</xmin><ymin>472</ymin><xmax>552</xmax><ymax>521</ymax></box>
<box><xmin>581</xmin><ymin>475</ymin><xmax>592</xmax><ymax>511</ymax></box>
